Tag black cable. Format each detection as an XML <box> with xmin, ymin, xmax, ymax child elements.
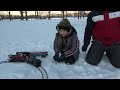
<box><xmin>36</xmin><ymin>67</ymin><xmax>44</xmax><ymax>79</ymax></box>
<box><xmin>39</xmin><ymin>66</ymin><xmax>48</xmax><ymax>79</ymax></box>
<box><xmin>25</xmin><ymin>62</ymin><xmax>45</xmax><ymax>79</ymax></box>
<box><xmin>0</xmin><ymin>61</ymin><xmax>9</xmax><ymax>64</ymax></box>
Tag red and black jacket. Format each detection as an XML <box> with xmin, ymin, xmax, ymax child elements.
<box><xmin>83</xmin><ymin>11</ymin><xmax>120</xmax><ymax>46</ymax></box>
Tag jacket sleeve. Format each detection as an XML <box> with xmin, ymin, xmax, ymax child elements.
<box><xmin>54</xmin><ymin>33</ymin><xmax>61</xmax><ymax>53</ymax></box>
<box><xmin>64</xmin><ymin>36</ymin><xmax>79</xmax><ymax>57</ymax></box>
<box><xmin>83</xmin><ymin>11</ymin><xmax>95</xmax><ymax>47</ymax></box>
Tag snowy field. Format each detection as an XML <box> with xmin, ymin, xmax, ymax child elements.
<box><xmin>0</xmin><ymin>17</ymin><xmax>120</xmax><ymax>79</ymax></box>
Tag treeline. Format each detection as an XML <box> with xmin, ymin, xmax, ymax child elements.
<box><xmin>0</xmin><ymin>11</ymin><xmax>89</xmax><ymax>21</ymax></box>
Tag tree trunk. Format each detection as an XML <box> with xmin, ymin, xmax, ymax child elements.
<box><xmin>35</xmin><ymin>11</ymin><xmax>39</xmax><ymax>19</ymax></box>
<box><xmin>39</xmin><ymin>11</ymin><xmax>41</xmax><ymax>19</ymax></box>
<box><xmin>74</xmin><ymin>11</ymin><xmax>76</xmax><ymax>18</ymax></box>
<box><xmin>20</xmin><ymin>11</ymin><xmax>24</xmax><ymax>20</ymax></box>
<box><xmin>25</xmin><ymin>11</ymin><xmax>28</xmax><ymax>20</ymax></box>
<box><xmin>61</xmin><ymin>11</ymin><xmax>64</xmax><ymax>19</ymax></box>
<box><xmin>78</xmin><ymin>11</ymin><xmax>80</xmax><ymax>19</ymax></box>
<box><xmin>80</xmin><ymin>11</ymin><xmax>82</xmax><ymax>19</ymax></box>
<box><xmin>48</xmin><ymin>11</ymin><xmax>50</xmax><ymax>19</ymax></box>
<box><xmin>37</xmin><ymin>11</ymin><xmax>38</xmax><ymax>19</ymax></box>
<box><xmin>8</xmin><ymin>11</ymin><xmax>12</xmax><ymax>21</ymax></box>
<box><xmin>35</xmin><ymin>11</ymin><xmax>36</xmax><ymax>19</ymax></box>
<box><xmin>83</xmin><ymin>11</ymin><xmax>85</xmax><ymax>18</ymax></box>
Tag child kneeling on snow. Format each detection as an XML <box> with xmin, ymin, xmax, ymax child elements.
<box><xmin>53</xmin><ymin>19</ymin><xmax>80</xmax><ymax>65</ymax></box>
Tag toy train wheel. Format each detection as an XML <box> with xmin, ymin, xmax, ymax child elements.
<box><xmin>41</xmin><ymin>55</ymin><xmax>47</xmax><ymax>57</ymax></box>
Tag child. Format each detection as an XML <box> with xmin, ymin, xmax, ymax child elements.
<box><xmin>53</xmin><ymin>19</ymin><xmax>80</xmax><ymax>65</ymax></box>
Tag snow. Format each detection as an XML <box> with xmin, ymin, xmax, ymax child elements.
<box><xmin>0</xmin><ymin>17</ymin><xmax>120</xmax><ymax>79</ymax></box>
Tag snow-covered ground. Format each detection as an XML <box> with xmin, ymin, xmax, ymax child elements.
<box><xmin>0</xmin><ymin>17</ymin><xmax>120</xmax><ymax>79</ymax></box>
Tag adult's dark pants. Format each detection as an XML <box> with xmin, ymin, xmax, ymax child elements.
<box><xmin>86</xmin><ymin>41</ymin><xmax>120</xmax><ymax>68</ymax></box>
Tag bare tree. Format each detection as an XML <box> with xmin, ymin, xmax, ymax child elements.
<box><xmin>36</xmin><ymin>11</ymin><xmax>38</xmax><ymax>19</ymax></box>
<box><xmin>8</xmin><ymin>11</ymin><xmax>12</xmax><ymax>21</ymax></box>
<box><xmin>20</xmin><ymin>11</ymin><xmax>24</xmax><ymax>20</ymax></box>
<box><xmin>74</xmin><ymin>11</ymin><xmax>77</xmax><ymax>18</ymax></box>
<box><xmin>79</xmin><ymin>11</ymin><xmax>86</xmax><ymax>19</ymax></box>
<box><xmin>48</xmin><ymin>11</ymin><xmax>51</xmax><ymax>19</ymax></box>
<box><xmin>25</xmin><ymin>11</ymin><xmax>28</xmax><ymax>20</ymax></box>
<box><xmin>35</xmin><ymin>11</ymin><xmax>39</xmax><ymax>19</ymax></box>
<box><xmin>39</xmin><ymin>11</ymin><xmax>41</xmax><ymax>19</ymax></box>
<box><xmin>80</xmin><ymin>11</ymin><xmax>82</xmax><ymax>19</ymax></box>
<box><xmin>61</xmin><ymin>11</ymin><xmax>65</xmax><ymax>19</ymax></box>
<box><xmin>83</xmin><ymin>11</ymin><xmax>85</xmax><ymax>18</ymax></box>
<box><xmin>0</xmin><ymin>11</ymin><xmax>4</xmax><ymax>21</ymax></box>
<box><xmin>39</xmin><ymin>11</ymin><xmax>44</xmax><ymax>19</ymax></box>
<box><xmin>78</xmin><ymin>11</ymin><xmax>80</xmax><ymax>19</ymax></box>
<box><xmin>35</xmin><ymin>11</ymin><xmax>37</xmax><ymax>19</ymax></box>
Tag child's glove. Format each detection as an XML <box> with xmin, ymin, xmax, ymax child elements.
<box><xmin>53</xmin><ymin>53</ymin><xmax>63</xmax><ymax>62</ymax></box>
<box><xmin>53</xmin><ymin>53</ymin><xmax>60</xmax><ymax>62</ymax></box>
<box><xmin>54</xmin><ymin>53</ymin><xmax>66</xmax><ymax>62</ymax></box>
<box><xmin>59</xmin><ymin>53</ymin><xmax>66</xmax><ymax>60</ymax></box>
